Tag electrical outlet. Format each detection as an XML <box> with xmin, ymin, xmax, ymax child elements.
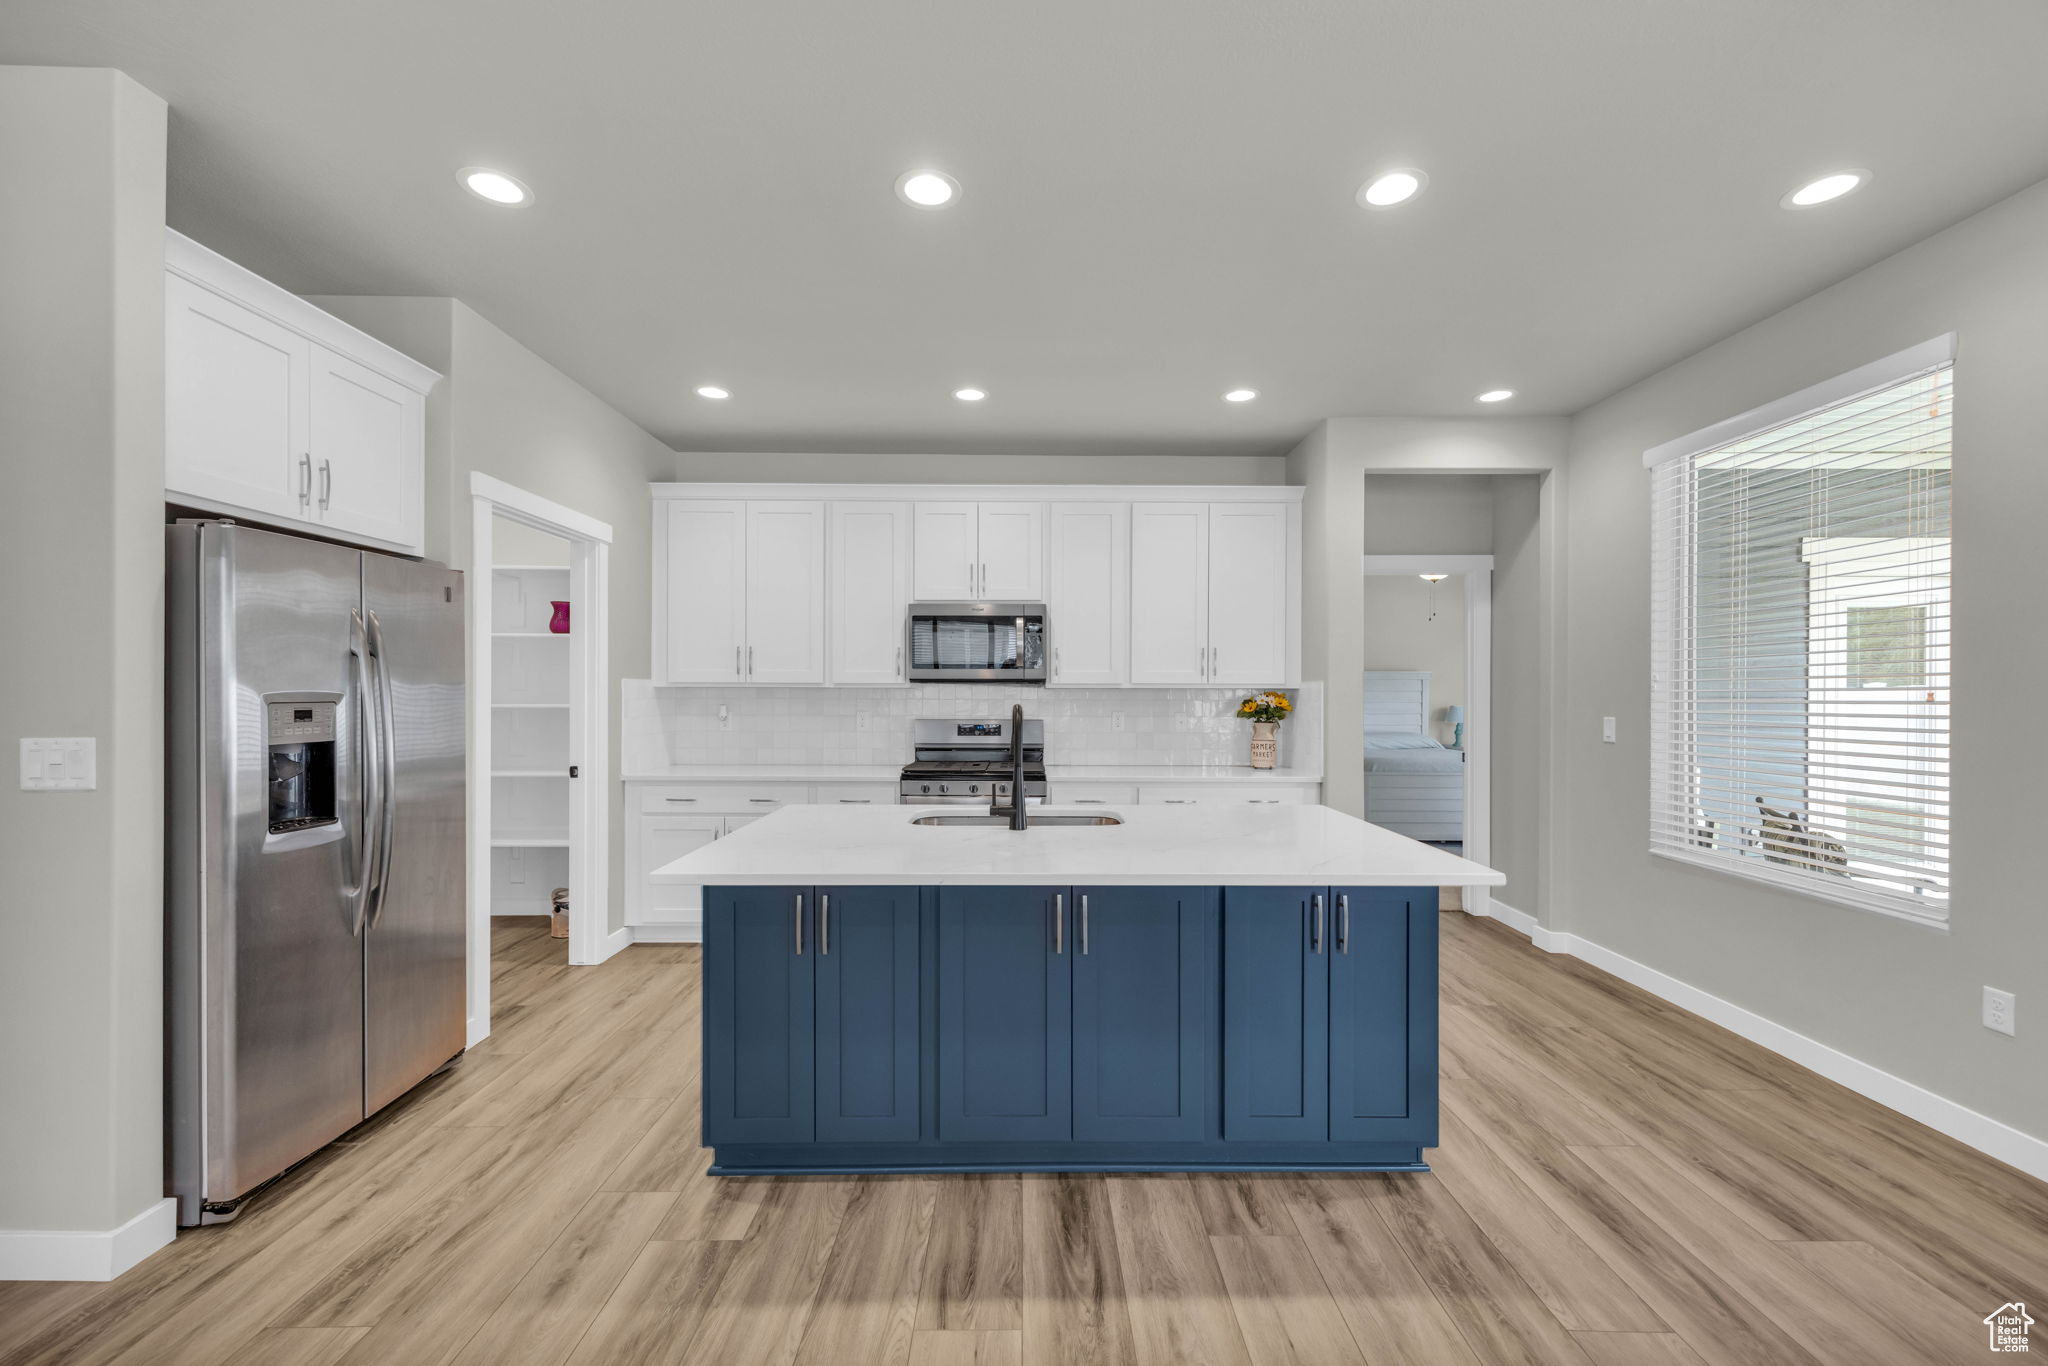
<box><xmin>717</xmin><ymin>704</ymin><xmax>731</xmax><ymax>730</ymax></box>
<box><xmin>1983</xmin><ymin>986</ymin><xmax>2016</xmax><ymax>1036</ymax></box>
<box><xmin>508</xmin><ymin>848</ymin><xmax>526</xmax><ymax>885</ymax></box>
<box><xmin>1601</xmin><ymin>716</ymin><xmax>1617</xmax><ymax>744</ymax></box>
<box><xmin>1112</xmin><ymin>712</ymin><xmax>1125</xmax><ymax>731</ymax></box>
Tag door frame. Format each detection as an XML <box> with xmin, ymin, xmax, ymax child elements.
<box><xmin>1359</xmin><ymin>554</ymin><xmax>1492</xmax><ymax>920</ymax></box>
<box><xmin>468</xmin><ymin>473</ymin><xmax>615</xmax><ymax>1047</ymax></box>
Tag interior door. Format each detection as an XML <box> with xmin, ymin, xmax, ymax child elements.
<box><xmin>362</xmin><ymin>551</ymin><xmax>468</xmax><ymax>1114</ymax></box>
<box><xmin>977</xmin><ymin>502</ymin><xmax>1044</xmax><ymax>600</ymax></box>
<box><xmin>1071</xmin><ymin>887</ymin><xmax>1211</xmax><ymax>1141</ymax></box>
<box><xmin>1222</xmin><ymin>887</ymin><xmax>1329</xmax><ymax>1141</ymax></box>
<box><xmin>829</xmin><ymin>501</ymin><xmax>911</xmax><ymax>684</ymax></box>
<box><xmin>1128</xmin><ymin>503</ymin><xmax>1210</xmax><ymax>685</ymax></box>
<box><xmin>167</xmin><ymin>273</ymin><xmax>309</xmax><ymax>521</ymax></box>
<box><xmin>912</xmin><ymin>501</ymin><xmax>979</xmax><ymax>600</ymax></box>
<box><xmin>311</xmin><ymin>345</ymin><xmax>420</xmax><ymax>550</ymax></box>
<box><xmin>744</xmin><ymin>501</ymin><xmax>827</xmax><ymax>683</ymax></box>
<box><xmin>937</xmin><ymin>887</ymin><xmax>1071</xmax><ymax>1141</ymax></box>
<box><xmin>1207</xmin><ymin>502</ymin><xmax>1290</xmax><ymax>685</ymax></box>
<box><xmin>1047</xmin><ymin>503</ymin><xmax>1128</xmax><ymax>686</ymax></box>
<box><xmin>661</xmin><ymin>500</ymin><xmax>747</xmax><ymax>683</ymax></box>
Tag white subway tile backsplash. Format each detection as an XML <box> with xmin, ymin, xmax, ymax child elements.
<box><xmin>619</xmin><ymin>680</ymin><xmax>1322</xmax><ymax>774</ymax></box>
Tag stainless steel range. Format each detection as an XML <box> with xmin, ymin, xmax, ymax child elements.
<box><xmin>900</xmin><ymin>716</ymin><xmax>1047</xmax><ymax>805</ymax></box>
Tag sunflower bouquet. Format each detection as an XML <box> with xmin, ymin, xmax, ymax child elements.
<box><xmin>1237</xmin><ymin>692</ymin><xmax>1292</xmax><ymax>723</ymax></box>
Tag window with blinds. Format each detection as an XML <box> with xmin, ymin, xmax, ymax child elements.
<box><xmin>1647</xmin><ymin>340</ymin><xmax>1952</xmax><ymax>926</ymax></box>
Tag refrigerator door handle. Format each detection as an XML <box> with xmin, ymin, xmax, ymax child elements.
<box><xmin>348</xmin><ymin>609</ymin><xmax>383</xmax><ymax>937</ymax></box>
<box><xmin>365</xmin><ymin>609</ymin><xmax>401</xmax><ymax>931</ymax></box>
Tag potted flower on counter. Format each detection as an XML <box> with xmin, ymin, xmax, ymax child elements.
<box><xmin>1237</xmin><ymin>690</ymin><xmax>1292</xmax><ymax>769</ymax></box>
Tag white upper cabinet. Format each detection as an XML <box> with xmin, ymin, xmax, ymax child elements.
<box><xmin>1129</xmin><ymin>503</ymin><xmax>1211</xmax><ymax>686</ymax></box>
<box><xmin>1047</xmin><ymin>502</ymin><xmax>1128</xmax><ymax>686</ymax></box>
<box><xmin>163</xmin><ymin>230</ymin><xmax>437</xmax><ymax>555</ymax></box>
<box><xmin>744</xmin><ymin>502</ymin><xmax>828</xmax><ymax>684</ymax></box>
<box><xmin>830</xmin><ymin>501</ymin><xmax>911</xmax><ymax>685</ymax></box>
<box><xmin>658</xmin><ymin>500</ymin><xmax>748</xmax><ymax>683</ymax></box>
<box><xmin>912</xmin><ymin>499</ymin><xmax>1043</xmax><ymax>600</ymax></box>
<box><xmin>1206</xmin><ymin>502</ymin><xmax>1292</xmax><ymax>686</ymax></box>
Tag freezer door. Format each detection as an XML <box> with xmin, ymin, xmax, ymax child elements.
<box><xmin>168</xmin><ymin>523</ymin><xmax>370</xmax><ymax>1219</ymax></box>
<box><xmin>362</xmin><ymin>552</ymin><xmax>468</xmax><ymax>1113</ymax></box>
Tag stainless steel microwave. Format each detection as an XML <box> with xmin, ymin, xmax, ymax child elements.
<box><xmin>905</xmin><ymin>602</ymin><xmax>1048</xmax><ymax>683</ymax></box>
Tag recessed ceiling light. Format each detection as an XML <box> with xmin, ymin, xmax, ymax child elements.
<box><xmin>458</xmin><ymin>167</ymin><xmax>532</xmax><ymax>206</ymax></box>
<box><xmin>954</xmin><ymin>387</ymin><xmax>986</xmax><ymax>402</ymax></box>
<box><xmin>895</xmin><ymin>170</ymin><xmax>959</xmax><ymax>208</ymax></box>
<box><xmin>695</xmin><ymin>385</ymin><xmax>730</xmax><ymax>400</ymax></box>
<box><xmin>1782</xmin><ymin>170</ymin><xmax>1869</xmax><ymax>209</ymax></box>
<box><xmin>1476</xmin><ymin>389</ymin><xmax>1515</xmax><ymax>403</ymax></box>
<box><xmin>1223</xmin><ymin>388</ymin><xmax>1258</xmax><ymax>403</ymax></box>
<box><xmin>1357</xmin><ymin>169</ymin><xmax>1427</xmax><ymax>209</ymax></box>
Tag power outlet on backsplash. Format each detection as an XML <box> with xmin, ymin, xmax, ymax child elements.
<box><xmin>621</xmin><ymin>681</ymin><xmax>1323</xmax><ymax>773</ymax></box>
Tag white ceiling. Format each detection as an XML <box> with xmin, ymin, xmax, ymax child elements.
<box><xmin>9</xmin><ymin>1</ymin><xmax>2048</xmax><ymax>457</ymax></box>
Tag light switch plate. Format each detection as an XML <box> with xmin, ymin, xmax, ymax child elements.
<box><xmin>1601</xmin><ymin>716</ymin><xmax>1617</xmax><ymax>743</ymax></box>
<box><xmin>20</xmin><ymin>737</ymin><xmax>97</xmax><ymax>791</ymax></box>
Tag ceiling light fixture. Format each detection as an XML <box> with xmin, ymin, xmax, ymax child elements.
<box><xmin>1357</xmin><ymin>169</ymin><xmax>1427</xmax><ymax>209</ymax></box>
<box><xmin>954</xmin><ymin>387</ymin><xmax>986</xmax><ymax>401</ymax></box>
<box><xmin>695</xmin><ymin>385</ymin><xmax>730</xmax><ymax>400</ymax></box>
<box><xmin>1476</xmin><ymin>389</ymin><xmax>1515</xmax><ymax>403</ymax></box>
<box><xmin>458</xmin><ymin>167</ymin><xmax>532</xmax><ymax>206</ymax></box>
<box><xmin>1223</xmin><ymin>388</ymin><xmax>1258</xmax><ymax>403</ymax></box>
<box><xmin>895</xmin><ymin>170</ymin><xmax>959</xmax><ymax>208</ymax></box>
<box><xmin>1782</xmin><ymin>170</ymin><xmax>1869</xmax><ymax>209</ymax></box>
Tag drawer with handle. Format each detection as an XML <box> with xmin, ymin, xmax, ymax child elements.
<box><xmin>638</xmin><ymin>783</ymin><xmax>810</xmax><ymax>813</ymax></box>
<box><xmin>1138</xmin><ymin>784</ymin><xmax>1318</xmax><ymax>807</ymax></box>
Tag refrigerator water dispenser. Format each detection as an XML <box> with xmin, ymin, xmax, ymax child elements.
<box><xmin>266</xmin><ymin>700</ymin><xmax>337</xmax><ymax>832</ymax></box>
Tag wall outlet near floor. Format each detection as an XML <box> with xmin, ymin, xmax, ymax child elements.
<box><xmin>1601</xmin><ymin>716</ymin><xmax>1617</xmax><ymax>743</ymax></box>
<box><xmin>1983</xmin><ymin>986</ymin><xmax>2016</xmax><ymax>1036</ymax></box>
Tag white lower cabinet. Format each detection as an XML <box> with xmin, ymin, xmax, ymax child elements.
<box><xmin>1137</xmin><ymin>783</ymin><xmax>1320</xmax><ymax>806</ymax></box>
<box><xmin>631</xmin><ymin>814</ymin><xmax>724</xmax><ymax>929</ymax></box>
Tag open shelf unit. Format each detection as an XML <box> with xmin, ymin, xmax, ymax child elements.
<box><xmin>490</xmin><ymin>564</ymin><xmax>572</xmax><ymax>915</ymax></box>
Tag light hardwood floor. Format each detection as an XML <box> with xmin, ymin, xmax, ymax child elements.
<box><xmin>4</xmin><ymin>912</ymin><xmax>2043</xmax><ymax>1365</ymax></box>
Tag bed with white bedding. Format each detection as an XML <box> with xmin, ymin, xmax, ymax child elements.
<box><xmin>1362</xmin><ymin>671</ymin><xmax>1464</xmax><ymax>841</ymax></box>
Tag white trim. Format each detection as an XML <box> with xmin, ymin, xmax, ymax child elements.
<box><xmin>473</xmin><ymin>472</ymin><xmax>615</xmax><ymax>544</ymax></box>
<box><xmin>629</xmin><ymin>924</ymin><xmax>702</xmax><ymax>944</ymax></box>
<box><xmin>1459</xmin><ymin>905</ymin><xmax>2048</xmax><ymax>1182</ymax></box>
<box><xmin>1476</xmin><ymin>896</ymin><xmax>1540</xmax><ymax>941</ymax></box>
<box><xmin>598</xmin><ymin>926</ymin><xmax>636</xmax><ymax>959</ymax></box>
<box><xmin>1642</xmin><ymin>334</ymin><xmax>1955</xmax><ymax>468</ymax></box>
<box><xmin>1358</xmin><ymin>553</ymin><xmax>1496</xmax><ymax>575</ymax></box>
<box><xmin>0</xmin><ymin>1198</ymin><xmax>176</xmax><ymax>1282</ymax></box>
<box><xmin>653</xmin><ymin>481</ymin><xmax>1304</xmax><ymax>504</ymax></box>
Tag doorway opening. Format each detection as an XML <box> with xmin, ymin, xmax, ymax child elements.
<box><xmin>467</xmin><ymin>473</ymin><xmax>613</xmax><ymax>1047</ymax></box>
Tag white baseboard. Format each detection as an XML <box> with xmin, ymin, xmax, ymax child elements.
<box><xmin>0</xmin><ymin>1197</ymin><xmax>176</xmax><ymax>1281</ymax></box>
<box><xmin>467</xmin><ymin>1014</ymin><xmax>490</xmax><ymax>1048</ymax></box>
<box><xmin>1460</xmin><ymin>904</ymin><xmax>2048</xmax><ymax>1183</ymax></box>
<box><xmin>630</xmin><ymin>924</ymin><xmax>702</xmax><ymax>945</ymax></box>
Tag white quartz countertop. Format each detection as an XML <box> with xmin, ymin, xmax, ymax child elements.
<box><xmin>620</xmin><ymin>763</ymin><xmax>1323</xmax><ymax>784</ymax></box>
<box><xmin>655</xmin><ymin>803</ymin><xmax>1499</xmax><ymax>887</ymax></box>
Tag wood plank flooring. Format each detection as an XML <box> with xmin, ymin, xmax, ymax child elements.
<box><xmin>4</xmin><ymin>911</ymin><xmax>2043</xmax><ymax>1365</ymax></box>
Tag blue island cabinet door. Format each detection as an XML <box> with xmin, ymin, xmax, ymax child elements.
<box><xmin>1072</xmin><ymin>887</ymin><xmax>1213</xmax><ymax>1142</ymax></box>
<box><xmin>937</xmin><ymin>887</ymin><xmax>1071</xmax><ymax>1142</ymax></box>
<box><xmin>1328</xmin><ymin>887</ymin><xmax>1438</xmax><ymax>1144</ymax></box>
<box><xmin>703</xmin><ymin>886</ymin><xmax>814</xmax><ymax>1145</ymax></box>
<box><xmin>1222</xmin><ymin>887</ymin><xmax>1329</xmax><ymax>1141</ymax></box>
<box><xmin>814</xmin><ymin>886</ymin><xmax>920</xmax><ymax>1142</ymax></box>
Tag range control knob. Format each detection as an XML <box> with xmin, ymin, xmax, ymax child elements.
<box><xmin>938</xmin><ymin>783</ymin><xmax>949</xmax><ymax>794</ymax></box>
<box><xmin>920</xmin><ymin>784</ymin><xmax>932</xmax><ymax>794</ymax></box>
<box><xmin>968</xmin><ymin>784</ymin><xmax>980</xmax><ymax>795</ymax></box>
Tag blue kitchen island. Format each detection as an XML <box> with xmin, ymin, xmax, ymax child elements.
<box><xmin>662</xmin><ymin>803</ymin><xmax>1502</xmax><ymax>1175</ymax></box>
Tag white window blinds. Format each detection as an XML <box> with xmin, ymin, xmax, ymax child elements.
<box><xmin>1648</xmin><ymin>345</ymin><xmax>1953</xmax><ymax>926</ymax></box>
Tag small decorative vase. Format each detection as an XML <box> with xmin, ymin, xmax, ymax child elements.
<box><xmin>548</xmin><ymin>601</ymin><xmax>571</xmax><ymax>634</ymax></box>
<box><xmin>1250</xmin><ymin>721</ymin><xmax>1278</xmax><ymax>769</ymax></box>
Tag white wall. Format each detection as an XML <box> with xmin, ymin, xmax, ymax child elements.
<box><xmin>1361</xmin><ymin>577</ymin><xmax>1467</xmax><ymax>746</ymax></box>
<box><xmin>0</xmin><ymin>67</ymin><xmax>169</xmax><ymax>1252</ymax></box>
<box><xmin>1560</xmin><ymin>176</ymin><xmax>2048</xmax><ymax>1147</ymax></box>
<box><xmin>1490</xmin><ymin>474</ymin><xmax>1546</xmax><ymax>913</ymax></box>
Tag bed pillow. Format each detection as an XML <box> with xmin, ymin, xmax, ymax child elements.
<box><xmin>1364</xmin><ymin>731</ymin><xmax>1444</xmax><ymax>750</ymax></box>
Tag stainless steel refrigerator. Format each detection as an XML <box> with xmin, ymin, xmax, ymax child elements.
<box><xmin>166</xmin><ymin>520</ymin><xmax>466</xmax><ymax>1226</ymax></box>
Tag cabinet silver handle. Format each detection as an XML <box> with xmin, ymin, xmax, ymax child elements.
<box><xmin>1053</xmin><ymin>893</ymin><xmax>1063</xmax><ymax>955</ymax></box>
<box><xmin>1163</xmin><ymin>799</ymin><xmax>1196</xmax><ymax>805</ymax></box>
<box><xmin>1248</xmin><ymin>798</ymin><xmax>1280</xmax><ymax>804</ymax></box>
<box><xmin>896</xmin><ymin>645</ymin><xmax>903</xmax><ymax>679</ymax></box>
<box><xmin>1311</xmin><ymin>894</ymin><xmax>1324</xmax><ymax>955</ymax></box>
<box><xmin>820</xmin><ymin>894</ymin><xmax>830</xmax><ymax>955</ymax></box>
<box><xmin>748</xmin><ymin>797</ymin><xmax>777</xmax><ymax>803</ymax></box>
<box><xmin>1073</xmin><ymin>799</ymin><xmax>1105</xmax><ymax>804</ymax></box>
<box><xmin>664</xmin><ymin>797</ymin><xmax>697</xmax><ymax>803</ymax></box>
<box><xmin>299</xmin><ymin>454</ymin><xmax>312</xmax><ymax>506</ymax></box>
<box><xmin>794</xmin><ymin>893</ymin><xmax>804</xmax><ymax>955</ymax></box>
<box><xmin>1198</xmin><ymin>646</ymin><xmax>1206</xmax><ymax>679</ymax></box>
<box><xmin>318</xmin><ymin>458</ymin><xmax>332</xmax><ymax>511</ymax></box>
<box><xmin>1338</xmin><ymin>894</ymin><xmax>1349</xmax><ymax>954</ymax></box>
<box><xmin>836</xmin><ymin>798</ymin><xmax>870</xmax><ymax>804</ymax></box>
<box><xmin>1080</xmin><ymin>894</ymin><xmax>1089</xmax><ymax>955</ymax></box>
<box><xmin>967</xmin><ymin>561</ymin><xmax>975</xmax><ymax>593</ymax></box>
<box><xmin>747</xmin><ymin>645</ymin><xmax>754</xmax><ymax>677</ymax></box>
<box><xmin>735</xmin><ymin>646</ymin><xmax>741</xmax><ymax>676</ymax></box>
<box><xmin>1054</xmin><ymin>645</ymin><xmax>1061</xmax><ymax>678</ymax></box>
<box><xmin>980</xmin><ymin>562</ymin><xmax>987</xmax><ymax>595</ymax></box>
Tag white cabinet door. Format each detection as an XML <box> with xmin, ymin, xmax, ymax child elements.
<box><xmin>743</xmin><ymin>501</ymin><xmax>827</xmax><ymax>684</ymax></box>
<box><xmin>830</xmin><ymin>501</ymin><xmax>910</xmax><ymax>685</ymax></box>
<box><xmin>1128</xmin><ymin>502</ymin><xmax>1210</xmax><ymax>685</ymax></box>
<box><xmin>1207</xmin><ymin>502</ymin><xmax>1291</xmax><ymax>686</ymax></box>
<box><xmin>660</xmin><ymin>500</ymin><xmax>747</xmax><ymax>683</ymax></box>
<box><xmin>1047</xmin><ymin>502</ymin><xmax>1127</xmax><ymax>686</ymax></box>
<box><xmin>977</xmin><ymin>502</ymin><xmax>1044</xmax><ymax>600</ymax></box>
<box><xmin>635</xmin><ymin>814</ymin><xmax>722</xmax><ymax>925</ymax></box>
<box><xmin>912</xmin><ymin>501</ymin><xmax>979</xmax><ymax>600</ymax></box>
<box><xmin>309</xmin><ymin>345</ymin><xmax>421</xmax><ymax>549</ymax></box>
<box><xmin>165</xmin><ymin>274</ymin><xmax>309</xmax><ymax>521</ymax></box>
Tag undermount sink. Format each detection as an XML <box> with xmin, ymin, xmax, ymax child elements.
<box><xmin>910</xmin><ymin>812</ymin><xmax>1123</xmax><ymax>827</ymax></box>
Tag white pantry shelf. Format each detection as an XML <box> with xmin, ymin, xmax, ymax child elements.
<box><xmin>492</xmin><ymin>701</ymin><xmax>570</xmax><ymax>710</ymax></box>
<box><xmin>493</xmin><ymin>630</ymin><xmax>570</xmax><ymax>639</ymax></box>
<box><xmin>491</xmin><ymin>831</ymin><xmax>570</xmax><ymax>848</ymax></box>
<box><xmin>492</xmin><ymin>768</ymin><xmax>568</xmax><ymax>779</ymax></box>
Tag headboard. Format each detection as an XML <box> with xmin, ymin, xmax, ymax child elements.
<box><xmin>1363</xmin><ymin>670</ymin><xmax>1430</xmax><ymax>737</ymax></box>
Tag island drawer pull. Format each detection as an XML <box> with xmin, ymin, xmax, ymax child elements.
<box><xmin>820</xmin><ymin>894</ymin><xmax>829</xmax><ymax>955</ymax></box>
<box><xmin>1311</xmin><ymin>894</ymin><xmax>1324</xmax><ymax>955</ymax></box>
<box><xmin>1338</xmin><ymin>894</ymin><xmax>1349</xmax><ymax>953</ymax></box>
<box><xmin>794</xmin><ymin>893</ymin><xmax>804</xmax><ymax>955</ymax></box>
<box><xmin>1053</xmin><ymin>893</ymin><xmax>1064</xmax><ymax>955</ymax></box>
<box><xmin>1080</xmin><ymin>894</ymin><xmax>1089</xmax><ymax>955</ymax></box>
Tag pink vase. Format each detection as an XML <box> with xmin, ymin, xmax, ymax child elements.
<box><xmin>548</xmin><ymin>601</ymin><xmax>571</xmax><ymax>634</ymax></box>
